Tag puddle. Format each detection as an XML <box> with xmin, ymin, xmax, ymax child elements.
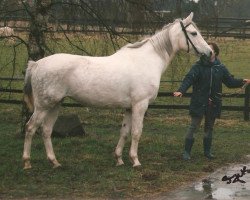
<box><xmin>156</xmin><ymin>162</ymin><xmax>250</xmax><ymax>200</ymax></box>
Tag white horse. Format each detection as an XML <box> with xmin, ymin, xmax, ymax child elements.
<box><xmin>23</xmin><ymin>13</ymin><xmax>212</xmax><ymax>169</ymax></box>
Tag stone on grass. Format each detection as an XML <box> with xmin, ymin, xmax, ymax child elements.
<box><xmin>52</xmin><ymin>114</ymin><xmax>85</xmax><ymax>137</ymax></box>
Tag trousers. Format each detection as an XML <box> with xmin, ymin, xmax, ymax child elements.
<box><xmin>186</xmin><ymin>106</ymin><xmax>216</xmax><ymax>139</ymax></box>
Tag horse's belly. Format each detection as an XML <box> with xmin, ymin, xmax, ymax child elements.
<box><xmin>69</xmin><ymin>90</ymin><xmax>132</xmax><ymax>108</ymax></box>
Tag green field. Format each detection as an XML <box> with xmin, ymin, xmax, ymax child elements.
<box><xmin>0</xmin><ymin>37</ymin><xmax>250</xmax><ymax>199</ymax></box>
<box><xmin>1</xmin><ymin>105</ymin><xmax>250</xmax><ymax>199</ymax></box>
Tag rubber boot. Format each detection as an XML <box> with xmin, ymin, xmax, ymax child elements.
<box><xmin>203</xmin><ymin>137</ymin><xmax>215</xmax><ymax>159</ymax></box>
<box><xmin>183</xmin><ymin>138</ymin><xmax>194</xmax><ymax>160</ymax></box>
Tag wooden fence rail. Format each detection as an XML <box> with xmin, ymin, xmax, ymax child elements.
<box><xmin>0</xmin><ymin>77</ymin><xmax>249</xmax><ymax>121</ymax></box>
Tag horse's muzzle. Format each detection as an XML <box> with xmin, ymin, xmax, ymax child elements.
<box><xmin>200</xmin><ymin>53</ymin><xmax>211</xmax><ymax>63</ymax></box>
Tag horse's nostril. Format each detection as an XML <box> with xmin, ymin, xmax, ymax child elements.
<box><xmin>210</xmin><ymin>51</ymin><xmax>212</xmax><ymax>56</ymax></box>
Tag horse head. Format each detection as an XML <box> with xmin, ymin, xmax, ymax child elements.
<box><xmin>171</xmin><ymin>12</ymin><xmax>212</xmax><ymax>58</ymax></box>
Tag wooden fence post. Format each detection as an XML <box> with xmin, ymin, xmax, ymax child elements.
<box><xmin>244</xmin><ymin>84</ymin><xmax>250</xmax><ymax>121</ymax></box>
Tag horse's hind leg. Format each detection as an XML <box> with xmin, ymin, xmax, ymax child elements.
<box><xmin>130</xmin><ymin>100</ymin><xmax>148</xmax><ymax>167</ymax></box>
<box><xmin>115</xmin><ymin>109</ymin><xmax>132</xmax><ymax>166</ymax></box>
<box><xmin>23</xmin><ymin>109</ymin><xmax>48</xmax><ymax>169</ymax></box>
<box><xmin>41</xmin><ymin>106</ymin><xmax>61</xmax><ymax>168</ymax></box>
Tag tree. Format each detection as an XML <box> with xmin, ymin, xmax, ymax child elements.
<box><xmin>21</xmin><ymin>0</ymin><xmax>52</xmax><ymax>61</ymax></box>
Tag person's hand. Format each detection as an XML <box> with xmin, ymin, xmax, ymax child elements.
<box><xmin>243</xmin><ymin>79</ymin><xmax>250</xmax><ymax>84</ymax></box>
<box><xmin>173</xmin><ymin>91</ymin><xmax>183</xmax><ymax>97</ymax></box>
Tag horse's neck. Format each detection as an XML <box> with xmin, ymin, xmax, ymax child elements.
<box><xmin>149</xmin><ymin>44</ymin><xmax>176</xmax><ymax>75</ymax></box>
<box><xmin>118</xmin><ymin>40</ymin><xmax>175</xmax><ymax>77</ymax></box>
<box><xmin>143</xmin><ymin>41</ymin><xmax>174</xmax><ymax>75</ymax></box>
<box><xmin>149</xmin><ymin>27</ymin><xmax>178</xmax><ymax>70</ymax></box>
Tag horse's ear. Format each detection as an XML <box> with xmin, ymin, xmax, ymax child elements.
<box><xmin>183</xmin><ymin>12</ymin><xmax>194</xmax><ymax>25</ymax></box>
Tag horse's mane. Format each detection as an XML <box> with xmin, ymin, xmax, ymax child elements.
<box><xmin>149</xmin><ymin>20</ymin><xmax>179</xmax><ymax>58</ymax></box>
<box><xmin>121</xmin><ymin>20</ymin><xmax>180</xmax><ymax>50</ymax></box>
<box><xmin>121</xmin><ymin>19</ymin><xmax>199</xmax><ymax>57</ymax></box>
<box><xmin>125</xmin><ymin>39</ymin><xmax>149</xmax><ymax>48</ymax></box>
<box><xmin>122</xmin><ymin>19</ymin><xmax>181</xmax><ymax>51</ymax></box>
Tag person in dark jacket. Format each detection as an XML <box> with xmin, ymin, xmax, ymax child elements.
<box><xmin>173</xmin><ymin>42</ymin><xmax>250</xmax><ymax>160</ymax></box>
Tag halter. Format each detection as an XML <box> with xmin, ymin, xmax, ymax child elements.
<box><xmin>180</xmin><ymin>21</ymin><xmax>200</xmax><ymax>55</ymax></box>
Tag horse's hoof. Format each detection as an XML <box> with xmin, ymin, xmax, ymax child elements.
<box><xmin>133</xmin><ymin>163</ymin><xmax>142</xmax><ymax>168</ymax></box>
<box><xmin>23</xmin><ymin>160</ymin><xmax>32</xmax><ymax>170</ymax></box>
<box><xmin>129</xmin><ymin>156</ymin><xmax>141</xmax><ymax>167</ymax></box>
<box><xmin>133</xmin><ymin>163</ymin><xmax>142</xmax><ymax>171</ymax></box>
<box><xmin>53</xmin><ymin>163</ymin><xmax>62</xmax><ymax>169</ymax></box>
<box><xmin>23</xmin><ymin>166</ymin><xmax>32</xmax><ymax>170</ymax></box>
<box><xmin>116</xmin><ymin>161</ymin><xmax>124</xmax><ymax>166</ymax></box>
<box><xmin>116</xmin><ymin>158</ymin><xmax>124</xmax><ymax>166</ymax></box>
<box><xmin>51</xmin><ymin>159</ymin><xmax>62</xmax><ymax>169</ymax></box>
<box><xmin>49</xmin><ymin>158</ymin><xmax>61</xmax><ymax>168</ymax></box>
<box><xmin>52</xmin><ymin>160</ymin><xmax>62</xmax><ymax>168</ymax></box>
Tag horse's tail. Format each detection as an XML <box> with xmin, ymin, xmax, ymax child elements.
<box><xmin>23</xmin><ymin>61</ymin><xmax>37</xmax><ymax>112</ymax></box>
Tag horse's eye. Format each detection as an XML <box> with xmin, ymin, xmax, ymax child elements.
<box><xmin>191</xmin><ymin>32</ymin><xmax>197</xmax><ymax>36</ymax></box>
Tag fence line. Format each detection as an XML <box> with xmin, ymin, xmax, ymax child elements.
<box><xmin>1</xmin><ymin>77</ymin><xmax>249</xmax><ymax>121</ymax></box>
<box><xmin>1</xmin><ymin>17</ymin><xmax>250</xmax><ymax>38</ymax></box>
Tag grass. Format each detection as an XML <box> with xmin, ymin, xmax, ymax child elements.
<box><xmin>1</xmin><ymin>37</ymin><xmax>250</xmax><ymax>199</ymax></box>
<box><xmin>0</xmin><ymin>105</ymin><xmax>250</xmax><ymax>199</ymax></box>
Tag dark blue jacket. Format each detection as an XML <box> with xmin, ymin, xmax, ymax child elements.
<box><xmin>177</xmin><ymin>58</ymin><xmax>244</xmax><ymax>118</ymax></box>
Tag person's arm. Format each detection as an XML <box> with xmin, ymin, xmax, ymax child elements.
<box><xmin>222</xmin><ymin>66</ymin><xmax>246</xmax><ymax>88</ymax></box>
<box><xmin>173</xmin><ymin>64</ymin><xmax>199</xmax><ymax>97</ymax></box>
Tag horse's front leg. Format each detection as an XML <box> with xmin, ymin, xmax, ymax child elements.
<box><xmin>130</xmin><ymin>100</ymin><xmax>148</xmax><ymax>167</ymax></box>
<box><xmin>115</xmin><ymin>109</ymin><xmax>132</xmax><ymax>166</ymax></box>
